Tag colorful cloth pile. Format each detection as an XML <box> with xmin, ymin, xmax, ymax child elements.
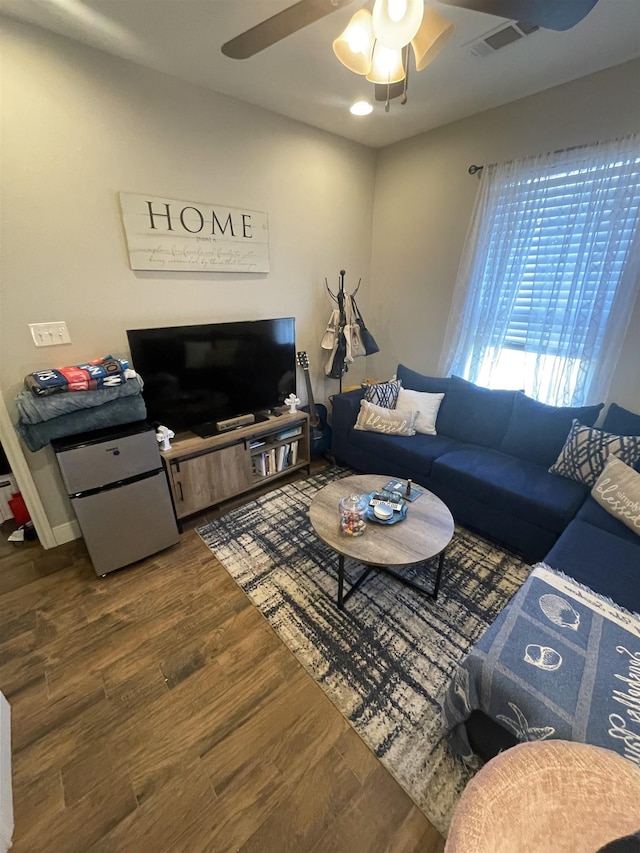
<box><xmin>24</xmin><ymin>355</ymin><xmax>129</xmax><ymax>396</ymax></box>
<box><xmin>16</xmin><ymin>356</ymin><xmax>147</xmax><ymax>452</ymax></box>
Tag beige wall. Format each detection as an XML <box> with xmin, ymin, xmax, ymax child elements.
<box><xmin>0</xmin><ymin>19</ymin><xmax>375</xmax><ymax>534</ymax></box>
<box><xmin>2</xmin><ymin>18</ymin><xmax>639</xmax><ymax>542</ymax></box>
<box><xmin>368</xmin><ymin>58</ymin><xmax>640</xmax><ymax>409</ymax></box>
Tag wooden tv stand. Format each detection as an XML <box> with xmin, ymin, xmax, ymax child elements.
<box><xmin>160</xmin><ymin>411</ymin><xmax>310</xmax><ymax>528</ymax></box>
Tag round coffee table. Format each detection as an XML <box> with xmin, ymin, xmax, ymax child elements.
<box><xmin>309</xmin><ymin>473</ymin><xmax>454</xmax><ymax>610</ymax></box>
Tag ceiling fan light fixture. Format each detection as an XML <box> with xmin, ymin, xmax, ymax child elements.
<box><xmin>333</xmin><ymin>9</ymin><xmax>375</xmax><ymax>75</ymax></box>
<box><xmin>411</xmin><ymin>8</ymin><xmax>454</xmax><ymax>71</ymax></box>
<box><xmin>372</xmin><ymin>0</ymin><xmax>424</xmax><ymax>49</ymax></box>
<box><xmin>365</xmin><ymin>42</ymin><xmax>406</xmax><ymax>84</ymax></box>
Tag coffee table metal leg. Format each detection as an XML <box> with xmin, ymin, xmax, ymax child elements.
<box><xmin>338</xmin><ymin>554</ymin><xmax>345</xmax><ymax>610</ymax></box>
<box><xmin>336</xmin><ymin>547</ymin><xmax>448</xmax><ymax>610</ymax></box>
<box><xmin>432</xmin><ymin>548</ymin><xmax>446</xmax><ymax>600</ymax></box>
<box><xmin>337</xmin><ymin>555</ymin><xmax>376</xmax><ymax>610</ymax></box>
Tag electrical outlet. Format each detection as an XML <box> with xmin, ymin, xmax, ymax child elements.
<box><xmin>29</xmin><ymin>321</ymin><xmax>71</xmax><ymax>347</ymax></box>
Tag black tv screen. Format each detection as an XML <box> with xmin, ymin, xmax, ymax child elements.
<box><xmin>126</xmin><ymin>318</ymin><xmax>296</xmax><ymax>435</ymax></box>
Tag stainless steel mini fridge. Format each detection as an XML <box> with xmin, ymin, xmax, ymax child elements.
<box><xmin>52</xmin><ymin>421</ymin><xmax>179</xmax><ymax>576</ymax></box>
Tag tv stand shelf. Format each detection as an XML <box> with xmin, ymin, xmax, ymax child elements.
<box><xmin>160</xmin><ymin>411</ymin><xmax>310</xmax><ymax>528</ymax></box>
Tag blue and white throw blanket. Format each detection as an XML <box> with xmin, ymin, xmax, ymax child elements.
<box><xmin>442</xmin><ymin>564</ymin><xmax>640</xmax><ymax>768</ymax></box>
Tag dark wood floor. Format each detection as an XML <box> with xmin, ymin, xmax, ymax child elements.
<box><xmin>0</xmin><ymin>500</ymin><xmax>445</xmax><ymax>852</ymax></box>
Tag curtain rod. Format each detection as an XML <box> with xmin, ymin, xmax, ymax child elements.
<box><xmin>468</xmin><ymin>143</ymin><xmax>600</xmax><ymax>176</ymax></box>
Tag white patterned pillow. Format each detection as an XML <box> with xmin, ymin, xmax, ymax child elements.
<box><xmin>549</xmin><ymin>419</ymin><xmax>640</xmax><ymax>486</ymax></box>
<box><xmin>591</xmin><ymin>456</ymin><xmax>640</xmax><ymax>536</ymax></box>
<box><xmin>394</xmin><ymin>388</ymin><xmax>444</xmax><ymax>435</ymax></box>
<box><xmin>354</xmin><ymin>399</ymin><xmax>417</xmax><ymax>436</ymax></box>
<box><xmin>363</xmin><ymin>379</ymin><xmax>402</xmax><ymax>410</ymax></box>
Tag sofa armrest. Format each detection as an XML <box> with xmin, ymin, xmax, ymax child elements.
<box><xmin>330</xmin><ymin>389</ymin><xmax>364</xmax><ymax>459</ymax></box>
<box><xmin>331</xmin><ymin>388</ymin><xmax>364</xmax><ymax>423</ymax></box>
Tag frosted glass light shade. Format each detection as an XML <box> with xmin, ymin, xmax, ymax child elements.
<box><xmin>333</xmin><ymin>9</ymin><xmax>375</xmax><ymax>75</ymax></box>
<box><xmin>365</xmin><ymin>42</ymin><xmax>406</xmax><ymax>84</ymax></box>
<box><xmin>411</xmin><ymin>8</ymin><xmax>454</xmax><ymax>71</ymax></box>
<box><xmin>372</xmin><ymin>0</ymin><xmax>424</xmax><ymax>49</ymax></box>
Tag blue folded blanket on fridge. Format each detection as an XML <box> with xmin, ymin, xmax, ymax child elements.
<box><xmin>16</xmin><ymin>375</ymin><xmax>144</xmax><ymax>424</ymax></box>
<box><xmin>15</xmin><ymin>394</ymin><xmax>147</xmax><ymax>452</ymax></box>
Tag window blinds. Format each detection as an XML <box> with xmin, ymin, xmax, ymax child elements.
<box><xmin>483</xmin><ymin>154</ymin><xmax>640</xmax><ymax>357</ymax></box>
<box><xmin>439</xmin><ymin>132</ymin><xmax>640</xmax><ymax>405</ymax></box>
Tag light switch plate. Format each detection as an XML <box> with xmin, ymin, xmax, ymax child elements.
<box><xmin>29</xmin><ymin>321</ymin><xmax>71</xmax><ymax>347</ymax></box>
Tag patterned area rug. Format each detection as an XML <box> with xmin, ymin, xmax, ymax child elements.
<box><xmin>197</xmin><ymin>467</ymin><xmax>531</xmax><ymax>835</ymax></box>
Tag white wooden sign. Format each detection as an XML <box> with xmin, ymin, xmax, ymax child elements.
<box><xmin>119</xmin><ymin>192</ymin><xmax>269</xmax><ymax>273</ymax></box>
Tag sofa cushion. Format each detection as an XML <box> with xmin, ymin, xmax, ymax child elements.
<box><xmin>363</xmin><ymin>379</ymin><xmax>402</xmax><ymax>409</ymax></box>
<box><xmin>396</xmin><ymin>364</ymin><xmax>451</xmax><ymax>395</ymax></box>
<box><xmin>431</xmin><ymin>446</ymin><xmax>588</xmax><ymax>532</ymax></box>
<box><xmin>591</xmin><ymin>456</ymin><xmax>640</xmax><ymax>537</ymax></box>
<box><xmin>349</xmin><ymin>428</ymin><xmax>462</xmax><ymax>479</ymax></box>
<box><xmin>602</xmin><ymin>402</ymin><xmax>640</xmax><ymax>436</ymax></box>
<box><xmin>549</xmin><ymin>420</ymin><xmax>640</xmax><ymax>486</ymax></box>
<box><xmin>436</xmin><ymin>376</ymin><xmax>517</xmax><ymax>449</ymax></box>
<box><xmin>500</xmin><ymin>392</ymin><xmax>604</xmax><ymax>468</ymax></box>
<box><xmin>354</xmin><ymin>399</ymin><xmax>417</xmax><ymax>435</ymax></box>
<box><xmin>395</xmin><ymin>388</ymin><xmax>444</xmax><ymax>435</ymax></box>
<box><xmin>544</xmin><ymin>519</ymin><xmax>640</xmax><ymax>613</ymax></box>
<box><xmin>576</xmin><ymin>495</ymin><xmax>640</xmax><ymax>545</ymax></box>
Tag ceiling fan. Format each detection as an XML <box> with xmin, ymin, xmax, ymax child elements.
<box><xmin>221</xmin><ymin>0</ymin><xmax>355</xmax><ymax>60</ymax></box>
<box><xmin>221</xmin><ymin>0</ymin><xmax>600</xmax><ymax>61</ymax></box>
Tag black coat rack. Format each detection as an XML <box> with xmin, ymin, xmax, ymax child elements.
<box><xmin>325</xmin><ymin>269</ymin><xmax>361</xmax><ymax>392</ymax></box>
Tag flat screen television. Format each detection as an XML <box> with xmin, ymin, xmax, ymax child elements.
<box><xmin>126</xmin><ymin>318</ymin><xmax>296</xmax><ymax>436</ymax></box>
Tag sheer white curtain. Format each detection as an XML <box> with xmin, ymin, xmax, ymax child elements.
<box><xmin>438</xmin><ymin>133</ymin><xmax>640</xmax><ymax>406</ymax></box>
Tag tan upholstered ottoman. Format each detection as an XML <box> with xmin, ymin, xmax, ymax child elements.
<box><xmin>445</xmin><ymin>740</ymin><xmax>640</xmax><ymax>853</ymax></box>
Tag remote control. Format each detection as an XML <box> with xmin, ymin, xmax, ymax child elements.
<box><xmin>369</xmin><ymin>495</ymin><xmax>403</xmax><ymax>511</ymax></box>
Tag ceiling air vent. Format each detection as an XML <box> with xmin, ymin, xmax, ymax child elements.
<box><xmin>467</xmin><ymin>21</ymin><xmax>539</xmax><ymax>57</ymax></box>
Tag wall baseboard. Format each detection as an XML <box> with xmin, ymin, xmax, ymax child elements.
<box><xmin>53</xmin><ymin>520</ymin><xmax>81</xmax><ymax>546</ymax></box>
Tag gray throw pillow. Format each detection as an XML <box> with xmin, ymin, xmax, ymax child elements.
<box><xmin>354</xmin><ymin>399</ymin><xmax>417</xmax><ymax>436</ymax></box>
<box><xmin>591</xmin><ymin>456</ymin><xmax>640</xmax><ymax>536</ymax></box>
<box><xmin>549</xmin><ymin>420</ymin><xmax>640</xmax><ymax>487</ymax></box>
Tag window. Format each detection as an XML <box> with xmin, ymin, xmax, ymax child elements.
<box><xmin>439</xmin><ymin>134</ymin><xmax>640</xmax><ymax>406</ymax></box>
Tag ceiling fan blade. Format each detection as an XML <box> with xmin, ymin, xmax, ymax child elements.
<box><xmin>222</xmin><ymin>0</ymin><xmax>354</xmax><ymax>60</ymax></box>
<box><xmin>437</xmin><ymin>0</ymin><xmax>599</xmax><ymax>31</ymax></box>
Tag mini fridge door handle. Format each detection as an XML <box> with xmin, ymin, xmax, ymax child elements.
<box><xmin>70</xmin><ymin>467</ymin><xmax>164</xmax><ymax>499</ymax></box>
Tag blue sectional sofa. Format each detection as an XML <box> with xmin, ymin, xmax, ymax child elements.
<box><xmin>331</xmin><ymin>365</ymin><xmax>640</xmax><ymax>613</ymax></box>
<box><xmin>332</xmin><ymin>366</ymin><xmax>640</xmax><ymax>765</ymax></box>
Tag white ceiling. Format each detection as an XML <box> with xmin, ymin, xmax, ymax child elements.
<box><xmin>2</xmin><ymin>0</ymin><xmax>639</xmax><ymax>148</ymax></box>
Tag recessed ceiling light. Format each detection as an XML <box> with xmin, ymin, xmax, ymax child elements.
<box><xmin>350</xmin><ymin>101</ymin><xmax>373</xmax><ymax>116</ymax></box>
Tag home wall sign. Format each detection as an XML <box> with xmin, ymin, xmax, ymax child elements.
<box><xmin>118</xmin><ymin>192</ymin><xmax>269</xmax><ymax>273</ymax></box>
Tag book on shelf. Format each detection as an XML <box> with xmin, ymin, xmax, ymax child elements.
<box><xmin>276</xmin><ymin>426</ymin><xmax>303</xmax><ymax>441</ymax></box>
<box><xmin>276</xmin><ymin>444</ymin><xmax>287</xmax><ymax>472</ymax></box>
<box><xmin>252</xmin><ymin>438</ymin><xmax>300</xmax><ymax>478</ymax></box>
